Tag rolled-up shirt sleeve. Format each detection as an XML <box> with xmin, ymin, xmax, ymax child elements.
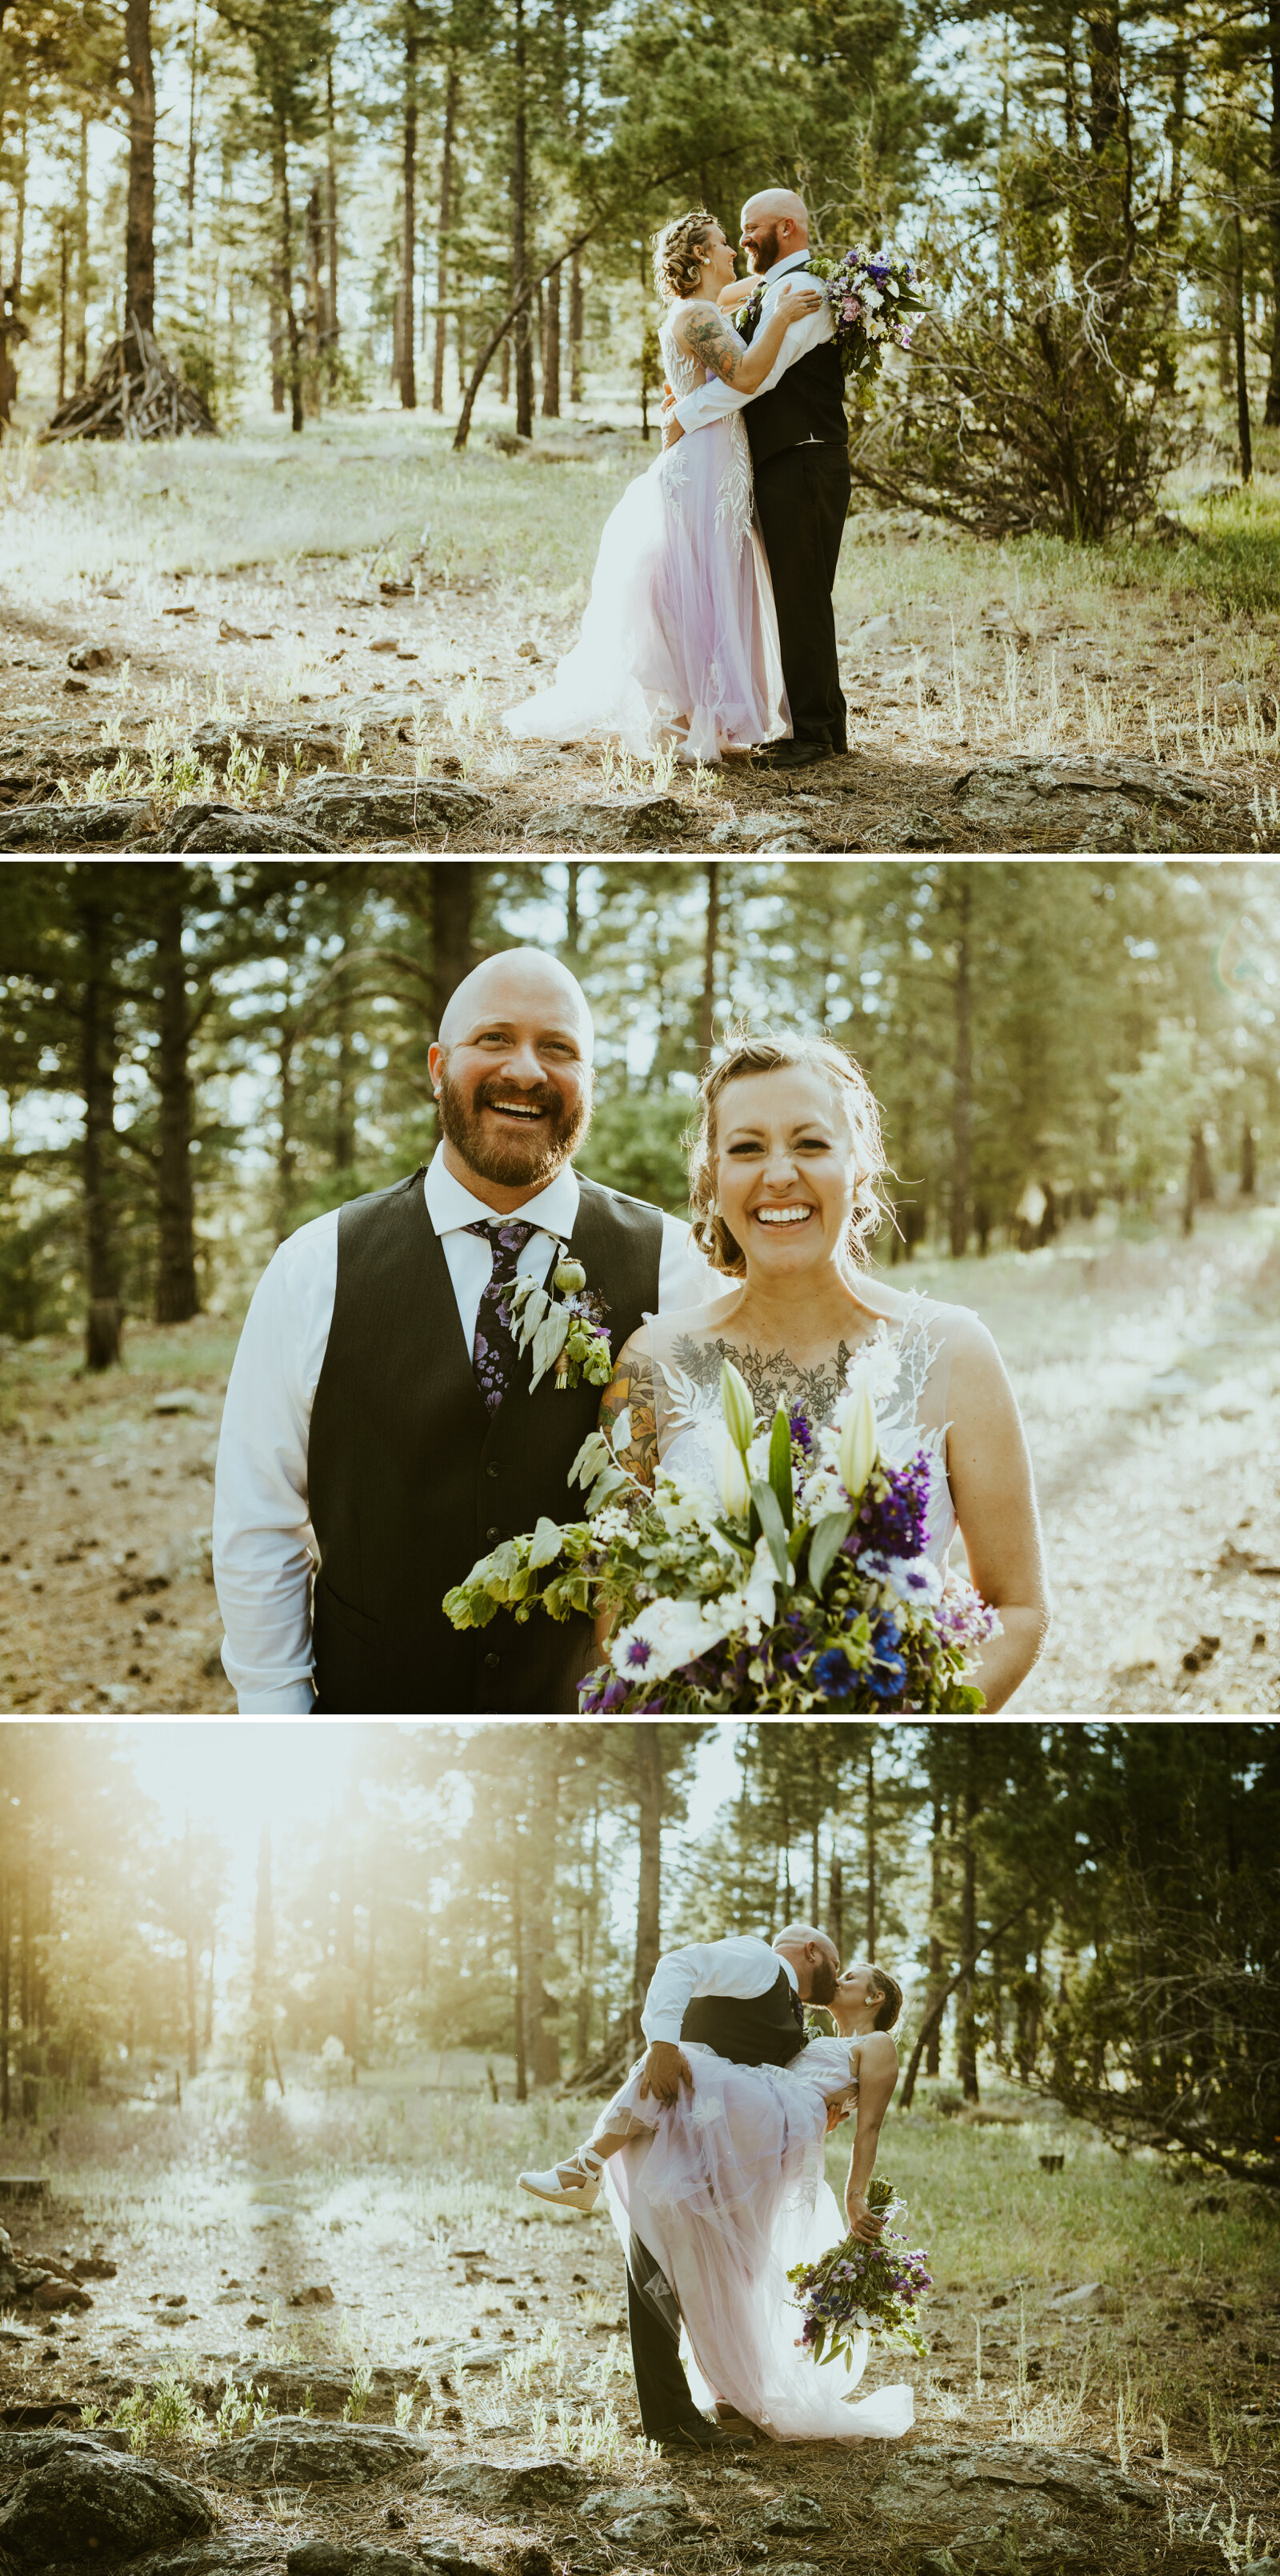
<box><xmin>212</xmin><ymin>1214</ymin><xmax>338</xmax><ymax>1714</ymax></box>
<box><xmin>640</xmin><ymin>1934</ymin><xmax>786</xmax><ymax>2045</ymax></box>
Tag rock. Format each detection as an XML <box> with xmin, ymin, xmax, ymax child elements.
<box><xmin>0</xmin><ymin>2446</ymin><xmax>216</xmax><ymax>2558</ymax></box>
<box><xmin>881</xmin><ymin>806</ymin><xmax>953</xmax><ymax>850</ymax></box>
<box><xmin>70</xmin><ymin>2253</ymin><xmax>117</xmax><ymax>2280</ymax></box>
<box><xmin>288</xmin><ymin>2285</ymin><xmax>335</xmax><ymax>2307</ymax></box>
<box><xmin>525</xmin><ymin>795</ymin><xmax>692</xmax><ymax>850</ymax></box>
<box><xmin>763</xmin><ymin>2495</ymin><xmax>828</xmax><ymax>2534</ymax></box>
<box><xmin>0</xmin><ymin>2429</ymin><xmax>130</xmax><ymax>2474</ymax></box>
<box><xmin>949</xmin><ymin>755</ymin><xmax>1230</xmax><ymax>852</ymax></box>
<box><xmin>496</xmin><ymin>2549</ymin><xmax>558</xmax><ymax>2576</ymax></box>
<box><xmin>707</xmin><ymin>813</ymin><xmax>822</xmax><ymax>854</ymax></box>
<box><xmin>0</xmin><ymin>798</ymin><xmax>151</xmax><ymax>850</ymax></box>
<box><xmin>126</xmin><ymin>802</ymin><xmax>339</xmax><ymax>854</ymax></box>
<box><xmin>582</xmin><ymin>2486</ymin><xmax>668</xmax><ymax>2517</ymax></box>
<box><xmin>1048</xmin><ymin>2282</ymin><xmax>1120</xmax><ymax>2315</ymax></box>
<box><xmin>134</xmin><ymin>2543</ymin><xmax>286</xmax><ymax>2576</ymax></box>
<box><xmin>208</xmin><ymin>2419</ymin><xmax>428</xmax><ymax>2486</ymax></box>
<box><xmin>152</xmin><ymin>1388</ymin><xmax>210</xmax><ymax>1415</ymax></box>
<box><xmin>286</xmin><ymin>2551</ymin><xmax>350</xmax><ymax>2576</ymax></box>
<box><xmin>449</xmin><ymin>2342</ymin><xmax>508</xmax><ymax>2373</ymax></box>
<box><xmin>290</xmin><ymin>774</ymin><xmax>490</xmax><ymax>842</ymax></box>
<box><xmin>31</xmin><ymin>2279</ymin><xmax>92</xmax><ymax>2311</ymax></box>
<box><xmin>430</xmin><ymin>2457</ymin><xmax>582</xmax><ymax>2513</ymax></box>
<box><xmin>67</xmin><ymin>642</ymin><xmax>115</xmax><ymax>671</ymax></box>
<box><xmin>606</xmin><ymin>2506</ymin><xmax>694</xmax><ymax>2545</ymax></box>
<box><xmin>190</xmin><ymin>694</ymin><xmax>439</xmax><ymax>771</ymax></box>
<box><xmin>865</xmin><ymin>2441</ymin><xmax>1162</xmax><ymax>2572</ymax></box>
<box><xmin>849</xmin><ymin>611</ymin><xmax>899</xmax><ymax>644</ymax></box>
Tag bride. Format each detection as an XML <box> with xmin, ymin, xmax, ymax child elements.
<box><xmin>599</xmin><ymin>1023</ymin><xmax>1050</xmax><ymax>1711</ymax></box>
<box><xmin>505</xmin><ymin>212</ymin><xmax>822</xmax><ymax>761</ymax></box>
<box><xmin>522</xmin><ymin>1955</ymin><xmax>914</xmax><ymax>2445</ymax></box>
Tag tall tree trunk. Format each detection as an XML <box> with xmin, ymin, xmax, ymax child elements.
<box><xmin>325</xmin><ymin>48</ymin><xmax>339</xmax><ymax>367</ymax></box>
<box><xmin>510</xmin><ymin>0</ymin><xmax>533</xmax><ymax>440</ymax></box>
<box><xmin>430</xmin><ymin>861</ymin><xmax>475</xmax><ymax>1034</ymax></box>
<box><xmin>523</xmin><ymin>1728</ymin><xmax>562</xmax><ymax>2086</ymax></box>
<box><xmin>270</xmin><ymin>302</ymin><xmax>285</xmax><ymax>412</ymax></box>
<box><xmin>926</xmin><ymin>1796</ymin><xmax>944</xmax><ymax>2078</ymax></box>
<box><xmin>542</xmin><ymin>259</ymin><xmax>561</xmax><ymax>415</ymax></box>
<box><xmin>568</xmin><ymin>250</ymin><xmax>584</xmax><ymax>401</ymax></box>
<box><xmin>400</xmin><ymin>7</ymin><xmax>419</xmax><ymax>409</ymax></box>
<box><xmin>185</xmin><ymin>0</ymin><xmax>199</xmax><ymax>257</ymax></box>
<box><xmin>305</xmin><ymin>180</ymin><xmax>323</xmax><ymax>410</ymax></box>
<box><xmin>274</xmin><ymin>108</ymin><xmax>303</xmax><ymax>434</ymax></box>
<box><xmin>1241</xmin><ymin>1114</ymin><xmax>1257</xmax><ymax>1196</ymax></box>
<box><xmin>432</xmin><ymin>62</ymin><xmax>457</xmax><ymax>412</ymax></box>
<box><xmin>80</xmin><ymin>885</ymin><xmax>121</xmax><ymax>1370</ymax></box>
<box><xmin>154</xmin><ymin>868</ymin><xmax>198</xmax><ymax>1324</ymax></box>
<box><xmin>183</xmin><ymin>1815</ymin><xmax>198</xmax><ymax>2079</ymax></box>
<box><xmin>10</xmin><ymin>65</ymin><xmax>28</xmax><ymax>303</ymax></box>
<box><xmin>510</xmin><ymin>1833</ymin><xmax>527</xmax><ymax>2102</ymax></box>
<box><xmin>1085</xmin><ymin>1</ymin><xmax>1121</xmax><ymax>152</ymax></box>
<box><xmin>124</xmin><ymin>0</ymin><xmax>156</xmax><ymax>333</ymax></box>
<box><xmin>698</xmin><ymin>861</ymin><xmax>719</xmax><ymax>1061</ymax></box>
<box><xmin>248</xmin><ymin>1823</ymin><xmax>273</xmax><ymax>2102</ymax></box>
<box><xmin>338</xmin><ymin>1836</ymin><xmax>358</xmax><ymax>2067</ymax></box>
<box><xmin>564</xmin><ymin>860</ymin><xmax>581</xmax><ymax>967</ymax></box>
<box><xmin>864</xmin><ymin>1736</ymin><xmax>877</xmax><ymax>1959</ymax></box>
<box><xmin>957</xmin><ymin>1741</ymin><xmax>979</xmax><ymax>2102</ymax></box>
<box><xmin>828</xmin><ymin>1848</ymin><xmax>843</xmax><ymax>1962</ymax></box>
<box><xmin>950</xmin><ymin>870</ymin><xmax>972</xmax><ymax>1258</ymax></box>
<box><xmin>57</xmin><ymin>222</ymin><xmax>68</xmax><ymax>407</ymax></box>
<box><xmin>276</xmin><ymin>1025</ymin><xmax>298</xmax><ymax>1242</ymax></box>
<box><xmin>75</xmin><ymin>113</ymin><xmax>90</xmax><ymax>390</ymax></box>
<box><xmin>1234</xmin><ymin>211</ymin><xmax>1254</xmax><ymax>484</ymax></box>
<box><xmin>633</xmin><ymin>1724</ymin><xmax>663</xmax><ymax>2038</ymax></box>
<box><xmin>1268</xmin><ymin>2</ymin><xmax>1280</xmax><ymax>424</ymax></box>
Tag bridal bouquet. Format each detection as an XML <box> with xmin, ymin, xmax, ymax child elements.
<box><xmin>810</xmin><ymin>247</ymin><xmax>926</xmax><ymax>383</ymax></box>
<box><xmin>442</xmin><ymin>1338</ymin><xmax>998</xmax><ymax>1714</ymax></box>
<box><xmin>789</xmin><ymin>2177</ymin><xmax>931</xmax><ymax>2368</ymax></box>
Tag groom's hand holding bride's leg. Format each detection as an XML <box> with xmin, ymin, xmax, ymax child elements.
<box><xmin>638</xmin><ymin>2041</ymin><xmax>694</xmax><ymax>2104</ymax></box>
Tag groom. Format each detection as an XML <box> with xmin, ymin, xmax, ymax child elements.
<box><xmin>212</xmin><ymin>946</ymin><xmax>707</xmax><ymax>1714</ymax></box>
<box><xmin>520</xmin><ymin>1924</ymin><xmax>842</xmax><ymax>2450</ymax></box>
<box><xmin>663</xmin><ymin>187</ymin><xmax>850</xmax><ymax>773</ymax></box>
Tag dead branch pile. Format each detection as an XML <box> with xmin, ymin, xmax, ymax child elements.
<box><xmin>41</xmin><ymin>318</ymin><xmax>217</xmax><ymax>444</ymax></box>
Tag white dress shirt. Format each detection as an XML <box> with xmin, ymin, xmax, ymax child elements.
<box><xmin>212</xmin><ymin>1148</ymin><xmax>710</xmax><ymax>1714</ymax></box>
<box><xmin>641</xmin><ymin>1935</ymin><xmax>798</xmax><ymax>2047</ymax></box>
<box><xmin>672</xmin><ymin>249</ymin><xmax>836</xmax><ymax>437</ymax></box>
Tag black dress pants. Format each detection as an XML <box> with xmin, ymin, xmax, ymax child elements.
<box><xmin>753</xmin><ymin>440</ymin><xmax>851</xmax><ymax>750</ymax></box>
<box><xmin>626</xmin><ymin>2231</ymin><xmax>702</xmax><ymax>2436</ymax></box>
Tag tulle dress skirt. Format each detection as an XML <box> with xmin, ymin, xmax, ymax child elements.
<box><xmin>591</xmin><ymin>2040</ymin><xmax>914</xmax><ymax>2443</ymax></box>
<box><xmin>504</xmin><ymin>418</ymin><xmax>789</xmax><ymax>762</ymax></box>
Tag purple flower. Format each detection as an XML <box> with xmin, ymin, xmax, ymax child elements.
<box><xmin>814</xmin><ymin>1646</ymin><xmax>856</xmax><ymax>1702</ymax></box>
<box><xmin>625</xmin><ymin>1638</ymin><xmax>654</xmax><ymax>1669</ymax></box>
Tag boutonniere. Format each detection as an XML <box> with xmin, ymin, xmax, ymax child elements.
<box><xmin>736</xmin><ymin>279</ymin><xmax>767</xmax><ymax>339</ymax></box>
<box><xmin>510</xmin><ymin>1257</ymin><xmax>614</xmax><ymax>1394</ymax></box>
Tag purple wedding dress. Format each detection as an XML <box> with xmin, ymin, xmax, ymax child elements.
<box><xmin>505</xmin><ymin>318</ymin><xmax>790</xmax><ymax>762</ymax></box>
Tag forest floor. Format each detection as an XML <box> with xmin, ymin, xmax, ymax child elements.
<box><xmin>0</xmin><ymin>2069</ymin><xmax>1275</xmax><ymax>2575</ymax></box>
<box><xmin>1</xmin><ymin>1200</ymin><xmax>1277</xmax><ymax>1718</ymax></box>
<box><xmin>2</xmin><ymin>416</ymin><xmax>1280</xmax><ymax>854</ymax></box>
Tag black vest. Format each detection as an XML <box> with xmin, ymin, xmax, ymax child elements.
<box><xmin>742</xmin><ymin>261</ymin><xmax>847</xmax><ymax>466</ymax></box>
<box><xmin>306</xmin><ymin>1167</ymin><xmax>664</xmax><ymax>1715</ymax></box>
<box><xmin>680</xmin><ymin>1966</ymin><xmax>807</xmax><ymax>2066</ymax></box>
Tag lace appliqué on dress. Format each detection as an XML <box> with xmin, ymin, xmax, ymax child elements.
<box><xmin>658</xmin><ymin>318</ymin><xmax>753</xmax><ymax>553</ymax></box>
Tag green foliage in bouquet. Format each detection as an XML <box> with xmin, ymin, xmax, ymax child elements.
<box><xmin>788</xmin><ymin>2175</ymin><xmax>933</xmax><ymax>2369</ymax></box>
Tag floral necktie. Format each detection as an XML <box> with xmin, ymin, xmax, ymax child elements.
<box><xmin>466</xmin><ymin>1218</ymin><xmax>538</xmax><ymax>1412</ymax></box>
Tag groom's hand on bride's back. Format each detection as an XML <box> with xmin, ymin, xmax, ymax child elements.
<box><xmin>639</xmin><ymin>2041</ymin><xmax>694</xmax><ymax>2103</ymax></box>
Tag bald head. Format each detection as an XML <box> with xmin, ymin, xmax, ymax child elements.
<box><xmin>774</xmin><ymin>1922</ymin><xmax>840</xmax><ymax>2006</ymax></box>
<box><xmin>438</xmin><ymin>947</ymin><xmax>594</xmax><ymax>1054</ymax></box>
<box><xmin>430</xmin><ymin>947</ymin><xmax>595</xmax><ymax>1207</ymax></box>
<box><xmin>741</xmin><ymin>190</ymin><xmax>809</xmax><ymax>274</ymax></box>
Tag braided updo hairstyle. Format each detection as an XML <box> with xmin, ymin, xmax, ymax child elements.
<box><xmin>687</xmin><ymin>1021</ymin><xmax>890</xmax><ymax>1275</ymax></box>
<box><xmin>652</xmin><ymin>210</ymin><xmax>718</xmax><ymax>302</ymax></box>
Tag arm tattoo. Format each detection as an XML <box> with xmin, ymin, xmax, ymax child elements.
<box><xmin>598</xmin><ymin>1348</ymin><xmax>658</xmax><ymax>1488</ymax></box>
<box><xmin>681</xmin><ymin>307</ymin><xmax>745</xmax><ymax>386</ymax></box>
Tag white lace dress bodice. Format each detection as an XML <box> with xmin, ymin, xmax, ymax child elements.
<box><xmin>658</xmin><ymin>314</ymin><xmax>754</xmax><ymax>550</ymax></box>
<box><xmin>646</xmin><ymin>1289</ymin><xmax>960</xmax><ymax>1568</ymax></box>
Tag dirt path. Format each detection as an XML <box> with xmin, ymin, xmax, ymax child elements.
<box><xmin>3</xmin><ymin>1212</ymin><xmax>1278</xmax><ymax>1714</ymax></box>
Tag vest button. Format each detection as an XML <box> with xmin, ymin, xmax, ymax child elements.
<box><xmin>486</xmin><ymin>1462</ymin><xmax>501</xmax><ymax>1479</ymax></box>
<box><xmin>483</xmin><ymin>1651</ymin><xmax>499</xmax><ymax>1670</ymax></box>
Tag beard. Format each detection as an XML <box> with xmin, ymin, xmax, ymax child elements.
<box><xmin>749</xmin><ymin>224</ymin><xmax>782</xmax><ymax>273</ymax></box>
<box><xmin>806</xmin><ymin>1955</ymin><xmax>838</xmax><ymax>2008</ymax></box>
<box><xmin>436</xmin><ymin>1064</ymin><xmax>591</xmax><ymax>1188</ymax></box>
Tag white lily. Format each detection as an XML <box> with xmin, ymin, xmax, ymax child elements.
<box><xmin>838</xmin><ymin>1383</ymin><xmax>878</xmax><ymax>1501</ymax></box>
<box><xmin>718</xmin><ymin>1355</ymin><xmax>756</xmax><ymax>1457</ymax></box>
<box><xmin>706</xmin><ymin>1421</ymin><xmax>751</xmax><ymax>1519</ymax></box>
